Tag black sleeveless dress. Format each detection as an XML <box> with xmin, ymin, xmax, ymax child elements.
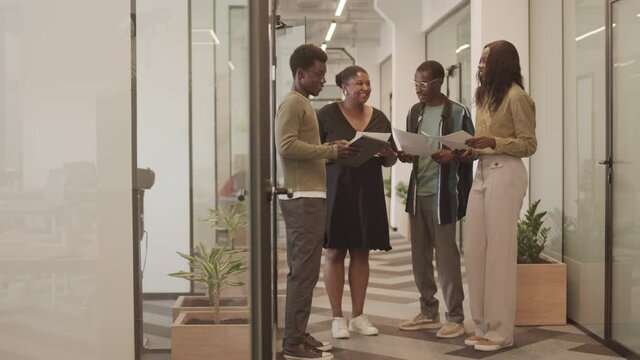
<box><xmin>317</xmin><ymin>102</ymin><xmax>392</xmax><ymax>251</ymax></box>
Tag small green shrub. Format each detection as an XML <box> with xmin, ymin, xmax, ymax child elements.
<box><xmin>517</xmin><ymin>200</ymin><xmax>549</xmax><ymax>264</ymax></box>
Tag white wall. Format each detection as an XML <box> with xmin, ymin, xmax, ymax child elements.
<box><xmin>530</xmin><ymin>0</ymin><xmax>563</xmax><ymax>258</ymax></box>
<box><xmin>137</xmin><ymin>0</ymin><xmax>190</xmax><ymax>293</ymax></box>
<box><xmin>0</xmin><ymin>0</ymin><xmax>134</xmax><ymax>358</ymax></box>
<box><xmin>375</xmin><ymin>0</ymin><xmax>425</xmax><ymax>236</ymax></box>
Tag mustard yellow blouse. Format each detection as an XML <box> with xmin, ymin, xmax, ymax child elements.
<box><xmin>474</xmin><ymin>83</ymin><xmax>537</xmax><ymax>157</ymax></box>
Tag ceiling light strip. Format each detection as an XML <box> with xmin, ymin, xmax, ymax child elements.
<box><xmin>325</xmin><ymin>21</ymin><xmax>337</xmax><ymax>42</ymax></box>
<box><xmin>335</xmin><ymin>0</ymin><xmax>347</xmax><ymax>17</ymax></box>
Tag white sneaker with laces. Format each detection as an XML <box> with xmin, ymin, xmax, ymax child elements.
<box><xmin>331</xmin><ymin>317</ymin><xmax>350</xmax><ymax>339</ymax></box>
<box><xmin>348</xmin><ymin>314</ymin><xmax>379</xmax><ymax>336</ymax></box>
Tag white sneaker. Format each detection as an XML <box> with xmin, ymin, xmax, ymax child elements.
<box><xmin>464</xmin><ymin>335</ymin><xmax>487</xmax><ymax>346</ymax></box>
<box><xmin>436</xmin><ymin>322</ymin><xmax>466</xmax><ymax>338</ymax></box>
<box><xmin>474</xmin><ymin>339</ymin><xmax>512</xmax><ymax>352</ymax></box>
<box><xmin>331</xmin><ymin>317</ymin><xmax>350</xmax><ymax>339</ymax></box>
<box><xmin>348</xmin><ymin>314</ymin><xmax>379</xmax><ymax>336</ymax></box>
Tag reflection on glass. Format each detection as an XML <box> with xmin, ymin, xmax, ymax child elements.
<box><xmin>611</xmin><ymin>0</ymin><xmax>640</xmax><ymax>353</ymax></box>
<box><xmin>425</xmin><ymin>4</ymin><xmax>471</xmax><ymax>110</ymax></box>
<box><xmin>563</xmin><ymin>0</ymin><xmax>606</xmax><ymax>337</ymax></box>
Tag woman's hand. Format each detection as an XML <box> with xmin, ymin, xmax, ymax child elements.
<box><xmin>376</xmin><ymin>146</ymin><xmax>396</xmax><ymax>159</ymax></box>
<box><xmin>465</xmin><ymin>136</ymin><xmax>496</xmax><ymax>149</ymax></box>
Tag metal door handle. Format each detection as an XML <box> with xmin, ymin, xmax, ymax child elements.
<box><xmin>266</xmin><ymin>186</ymin><xmax>293</xmax><ymax>202</ymax></box>
<box><xmin>598</xmin><ymin>158</ymin><xmax>611</xmax><ymax>165</ymax></box>
<box><xmin>236</xmin><ymin>189</ymin><xmax>247</xmax><ymax>201</ymax></box>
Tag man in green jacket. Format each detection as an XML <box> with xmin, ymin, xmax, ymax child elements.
<box><xmin>398</xmin><ymin>60</ymin><xmax>474</xmax><ymax>339</ymax></box>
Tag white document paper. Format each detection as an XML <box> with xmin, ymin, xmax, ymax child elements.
<box><xmin>392</xmin><ymin>128</ymin><xmax>435</xmax><ymax>156</ymax></box>
<box><xmin>422</xmin><ymin>130</ymin><xmax>473</xmax><ymax>151</ymax></box>
<box><xmin>349</xmin><ymin>131</ymin><xmax>391</xmax><ymax>145</ymax></box>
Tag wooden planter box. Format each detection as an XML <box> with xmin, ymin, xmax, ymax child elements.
<box><xmin>171</xmin><ymin>310</ymin><xmax>249</xmax><ymax>360</ymax></box>
<box><xmin>172</xmin><ymin>295</ymin><xmax>247</xmax><ymax>321</ymax></box>
<box><xmin>516</xmin><ymin>256</ymin><xmax>567</xmax><ymax>326</ymax></box>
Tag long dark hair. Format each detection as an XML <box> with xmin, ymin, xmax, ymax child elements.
<box><xmin>474</xmin><ymin>40</ymin><xmax>524</xmax><ymax>113</ymax></box>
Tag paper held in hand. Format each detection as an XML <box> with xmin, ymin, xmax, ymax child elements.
<box><xmin>423</xmin><ymin>130</ymin><xmax>473</xmax><ymax>151</ymax></box>
<box><xmin>335</xmin><ymin>132</ymin><xmax>391</xmax><ymax>167</ymax></box>
<box><xmin>391</xmin><ymin>128</ymin><xmax>435</xmax><ymax>156</ymax></box>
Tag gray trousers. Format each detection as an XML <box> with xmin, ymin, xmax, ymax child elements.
<box><xmin>409</xmin><ymin>195</ymin><xmax>465</xmax><ymax>323</ymax></box>
<box><xmin>280</xmin><ymin>198</ymin><xmax>326</xmax><ymax>346</ymax></box>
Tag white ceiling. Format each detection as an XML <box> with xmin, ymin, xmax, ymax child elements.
<box><xmin>276</xmin><ymin>0</ymin><xmax>385</xmax><ymax>48</ymax></box>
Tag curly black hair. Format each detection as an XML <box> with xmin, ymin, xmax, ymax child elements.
<box><xmin>289</xmin><ymin>44</ymin><xmax>328</xmax><ymax>78</ymax></box>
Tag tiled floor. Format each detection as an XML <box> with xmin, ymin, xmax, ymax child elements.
<box><xmin>142</xmin><ymin>233</ymin><xmax>624</xmax><ymax>359</ymax></box>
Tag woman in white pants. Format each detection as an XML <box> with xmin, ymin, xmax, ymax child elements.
<box><xmin>461</xmin><ymin>40</ymin><xmax>537</xmax><ymax>352</ymax></box>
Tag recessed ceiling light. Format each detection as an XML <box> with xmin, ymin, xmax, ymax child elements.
<box><xmin>335</xmin><ymin>0</ymin><xmax>347</xmax><ymax>17</ymax></box>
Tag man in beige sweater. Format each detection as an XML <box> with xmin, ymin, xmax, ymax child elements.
<box><xmin>276</xmin><ymin>44</ymin><xmax>354</xmax><ymax>360</ymax></box>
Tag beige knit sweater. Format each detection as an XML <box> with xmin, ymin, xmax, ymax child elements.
<box><xmin>275</xmin><ymin>91</ymin><xmax>338</xmax><ymax>192</ymax></box>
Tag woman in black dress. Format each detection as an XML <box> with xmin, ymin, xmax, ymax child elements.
<box><xmin>317</xmin><ymin>65</ymin><xmax>397</xmax><ymax>339</ymax></box>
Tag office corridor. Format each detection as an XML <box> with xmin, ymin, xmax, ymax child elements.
<box><xmin>274</xmin><ymin>234</ymin><xmax>623</xmax><ymax>360</ymax></box>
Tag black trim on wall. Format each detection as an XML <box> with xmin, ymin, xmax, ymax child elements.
<box><xmin>130</xmin><ymin>1</ymin><xmax>141</xmax><ymax>359</ymax></box>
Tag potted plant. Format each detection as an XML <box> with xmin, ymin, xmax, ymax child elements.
<box><xmin>515</xmin><ymin>200</ymin><xmax>567</xmax><ymax>326</ymax></box>
<box><xmin>169</xmin><ymin>243</ymin><xmax>248</xmax><ymax>320</ymax></box>
<box><xmin>393</xmin><ymin>181</ymin><xmax>410</xmax><ymax>238</ymax></box>
<box><xmin>203</xmin><ymin>202</ymin><xmax>248</xmax><ymax>249</ymax></box>
<box><xmin>169</xmin><ymin>243</ymin><xmax>250</xmax><ymax>360</ymax></box>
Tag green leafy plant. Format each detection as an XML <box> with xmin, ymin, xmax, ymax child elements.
<box><xmin>396</xmin><ymin>182</ymin><xmax>408</xmax><ymax>205</ymax></box>
<box><xmin>203</xmin><ymin>203</ymin><xmax>248</xmax><ymax>248</ymax></box>
<box><xmin>384</xmin><ymin>177</ymin><xmax>391</xmax><ymax>198</ymax></box>
<box><xmin>169</xmin><ymin>243</ymin><xmax>248</xmax><ymax>323</ymax></box>
<box><xmin>517</xmin><ymin>200</ymin><xmax>550</xmax><ymax>264</ymax></box>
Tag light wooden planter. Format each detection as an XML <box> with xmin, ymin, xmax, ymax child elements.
<box><xmin>516</xmin><ymin>256</ymin><xmax>567</xmax><ymax>326</ymax></box>
<box><xmin>172</xmin><ymin>295</ymin><xmax>247</xmax><ymax>321</ymax></box>
<box><xmin>171</xmin><ymin>310</ymin><xmax>250</xmax><ymax>360</ymax></box>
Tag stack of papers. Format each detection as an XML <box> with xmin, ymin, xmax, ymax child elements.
<box><xmin>392</xmin><ymin>128</ymin><xmax>473</xmax><ymax>155</ymax></box>
<box><xmin>335</xmin><ymin>132</ymin><xmax>391</xmax><ymax>167</ymax></box>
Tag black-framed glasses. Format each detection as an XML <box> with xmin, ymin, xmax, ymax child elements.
<box><xmin>411</xmin><ymin>78</ymin><xmax>442</xmax><ymax>90</ymax></box>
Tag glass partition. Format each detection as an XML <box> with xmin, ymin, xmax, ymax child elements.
<box><xmin>425</xmin><ymin>3</ymin><xmax>471</xmax><ymax>109</ymax></box>
<box><xmin>0</xmin><ymin>1</ymin><xmax>134</xmax><ymax>359</ymax></box>
<box><xmin>611</xmin><ymin>0</ymin><xmax>640</xmax><ymax>352</ymax></box>
<box><xmin>137</xmin><ymin>0</ymin><xmax>252</xmax><ymax>357</ymax></box>
<box><xmin>563</xmin><ymin>0</ymin><xmax>607</xmax><ymax>337</ymax></box>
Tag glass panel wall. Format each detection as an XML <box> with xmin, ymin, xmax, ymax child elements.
<box><xmin>137</xmin><ymin>0</ymin><xmax>252</xmax><ymax>357</ymax></box>
<box><xmin>611</xmin><ymin>0</ymin><xmax>640</xmax><ymax>352</ymax></box>
<box><xmin>563</xmin><ymin>0</ymin><xmax>607</xmax><ymax>337</ymax></box>
<box><xmin>425</xmin><ymin>4</ymin><xmax>471</xmax><ymax>110</ymax></box>
<box><xmin>0</xmin><ymin>1</ymin><xmax>134</xmax><ymax>359</ymax></box>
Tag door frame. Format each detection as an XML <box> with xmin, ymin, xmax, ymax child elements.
<box><xmin>249</xmin><ymin>0</ymin><xmax>274</xmax><ymax>358</ymax></box>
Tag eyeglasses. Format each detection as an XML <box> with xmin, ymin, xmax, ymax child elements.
<box><xmin>411</xmin><ymin>78</ymin><xmax>442</xmax><ymax>90</ymax></box>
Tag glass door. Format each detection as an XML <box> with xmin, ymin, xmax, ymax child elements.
<box><xmin>135</xmin><ymin>0</ymin><xmax>272</xmax><ymax>358</ymax></box>
<box><xmin>609</xmin><ymin>0</ymin><xmax>640</xmax><ymax>354</ymax></box>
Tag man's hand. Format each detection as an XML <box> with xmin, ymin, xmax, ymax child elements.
<box><xmin>465</xmin><ymin>136</ymin><xmax>496</xmax><ymax>149</ymax></box>
<box><xmin>431</xmin><ymin>149</ymin><xmax>454</xmax><ymax>164</ymax></box>
<box><xmin>332</xmin><ymin>140</ymin><xmax>359</xmax><ymax>159</ymax></box>
<box><xmin>397</xmin><ymin>151</ymin><xmax>415</xmax><ymax>163</ymax></box>
<box><xmin>456</xmin><ymin>149</ymin><xmax>475</xmax><ymax>162</ymax></box>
